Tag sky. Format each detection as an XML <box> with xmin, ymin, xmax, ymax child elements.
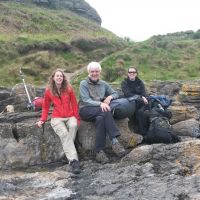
<box><xmin>85</xmin><ymin>0</ymin><xmax>200</xmax><ymax>41</ymax></box>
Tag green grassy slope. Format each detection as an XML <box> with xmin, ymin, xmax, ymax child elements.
<box><xmin>99</xmin><ymin>37</ymin><xmax>200</xmax><ymax>83</ymax></box>
<box><xmin>0</xmin><ymin>1</ymin><xmax>126</xmax><ymax>87</ymax></box>
<box><xmin>1</xmin><ymin>1</ymin><xmax>200</xmax><ymax>88</ymax></box>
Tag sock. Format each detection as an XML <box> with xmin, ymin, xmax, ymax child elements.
<box><xmin>111</xmin><ymin>137</ymin><xmax>118</xmax><ymax>145</ymax></box>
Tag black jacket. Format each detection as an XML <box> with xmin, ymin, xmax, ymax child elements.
<box><xmin>121</xmin><ymin>77</ymin><xmax>147</xmax><ymax>98</ymax></box>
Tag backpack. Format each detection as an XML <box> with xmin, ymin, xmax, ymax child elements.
<box><xmin>32</xmin><ymin>97</ymin><xmax>44</xmax><ymax>111</ymax></box>
<box><xmin>144</xmin><ymin>96</ymin><xmax>180</xmax><ymax>144</ymax></box>
<box><xmin>148</xmin><ymin>95</ymin><xmax>172</xmax><ymax>109</ymax></box>
<box><xmin>110</xmin><ymin>98</ymin><xmax>136</xmax><ymax>120</ymax></box>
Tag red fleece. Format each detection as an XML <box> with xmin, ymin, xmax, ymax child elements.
<box><xmin>40</xmin><ymin>86</ymin><xmax>80</xmax><ymax>125</ymax></box>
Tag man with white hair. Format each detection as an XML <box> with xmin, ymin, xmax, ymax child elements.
<box><xmin>79</xmin><ymin>61</ymin><xmax>126</xmax><ymax>164</ymax></box>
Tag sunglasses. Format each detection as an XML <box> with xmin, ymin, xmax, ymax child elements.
<box><xmin>128</xmin><ymin>71</ymin><xmax>137</xmax><ymax>74</ymax></box>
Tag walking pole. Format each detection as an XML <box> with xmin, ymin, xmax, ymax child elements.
<box><xmin>20</xmin><ymin>67</ymin><xmax>34</xmax><ymax>110</ymax></box>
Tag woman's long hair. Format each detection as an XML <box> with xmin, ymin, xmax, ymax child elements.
<box><xmin>48</xmin><ymin>68</ymin><xmax>69</xmax><ymax>96</ymax></box>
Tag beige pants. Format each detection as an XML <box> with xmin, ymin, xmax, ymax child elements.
<box><xmin>51</xmin><ymin>117</ymin><xmax>78</xmax><ymax>161</ymax></box>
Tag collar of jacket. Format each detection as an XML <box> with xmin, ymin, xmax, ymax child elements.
<box><xmin>87</xmin><ymin>77</ymin><xmax>100</xmax><ymax>85</ymax></box>
<box><xmin>126</xmin><ymin>76</ymin><xmax>140</xmax><ymax>83</ymax></box>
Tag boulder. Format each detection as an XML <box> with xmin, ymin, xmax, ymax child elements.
<box><xmin>78</xmin><ymin>118</ymin><xmax>143</xmax><ymax>150</ymax></box>
<box><xmin>169</xmin><ymin>105</ymin><xmax>199</xmax><ymax>124</ymax></box>
<box><xmin>148</xmin><ymin>81</ymin><xmax>200</xmax><ymax>110</ymax></box>
<box><xmin>0</xmin><ymin>87</ymin><xmax>13</xmax><ymax>112</ymax></box>
<box><xmin>0</xmin><ymin>112</ymin><xmax>64</xmax><ymax>169</ymax></box>
<box><xmin>0</xmin><ymin>112</ymin><xmax>143</xmax><ymax>169</ymax></box>
<box><xmin>122</xmin><ymin>145</ymin><xmax>153</xmax><ymax>164</ymax></box>
<box><xmin>122</xmin><ymin>140</ymin><xmax>200</xmax><ymax>175</ymax></box>
<box><xmin>148</xmin><ymin>81</ymin><xmax>182</xmax><ymax>97</ymax></box>
<box><xmin>172</xmin><ymin>118</ymin><xmax>200</xmax><ymax>137</ymax></box>
<box><xmin>179</xmin><ymin>83</ymin><xmax>200</xmax><ymax>109</ymax></box>
<box><xmin>0</xmin><ymin>84</ymin><xmax>45</xmax><ymax>113</ymax></box>
<box><xmin>10</xmin><ymin>83</ymin><xmax>36</xmax><ymax>112</ymax></box>
<box><xmin>0</xmin><ymin>87</ymin><xmax>11</xmax><ymax>100</ymax></box>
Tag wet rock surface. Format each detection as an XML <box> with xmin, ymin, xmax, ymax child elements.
<box><xmin>2</xmin><ymin>139</ymin><xmax>200</xmax><ymax>200</ymax></box>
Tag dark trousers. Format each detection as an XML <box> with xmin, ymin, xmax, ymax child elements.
<box><xmin>79</xmin><ymin>106</ymin><xmax>120</xmax><ymax>152</ymax></box>
<box><xmin>136</xmin><ymin>105</ymin><xmax>149</xmax><ymax>135</ymax></box>
<box><xmin>129</xmin><ymin>103</ymin><xmax>149</xmax><ymax>136</ymax></box>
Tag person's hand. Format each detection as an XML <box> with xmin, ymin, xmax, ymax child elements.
<box><xmin>36</xmin><ymin>120</ymin><xmax>44</xmax><ymax>128</ymax></box>
<box><xmin>103</xmin><ymin>95</ymin><xmax>113</xmax><ymax>105</ymax></box>
<box><xmin>142</xmin><ymin>96</ymin><xmax>148</xmax><ymax>104</ymax></box>
<box><xmin>100</xmin><ymin>102</ymin><xmax>111</xmax><ymax>112</ymax></box>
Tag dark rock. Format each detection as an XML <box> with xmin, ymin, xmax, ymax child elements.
<box><xmin>78</xmin><ymin>119</ymin><xmax>143</xmax><ymax>151</ymax></box>
<box><xmin>173</xmin><ymin>118</ymin><xmax>200</xmax><ymax>137</ymax></box>
<box><xmin>169</xmin><ymin>105</ymin><xmax>199</xmax><ymax>124</ymax></box>
<box><xmin>0</xmin><ymin>112</ymin><xmax>64</xmax><ymax>169</ymax></box>
<box><xmin>34</xmin><ymin>0</ymin><xmax>102</xmax><ymax>24</ymax></box>
<box><xmin>148</xmin><ymin>81</ymin><xmax>182</xmax><ymax>97</ymax></box>
<box><xmin>0</xmin><ymin>111</ymin><xmax>143</xmax><ymax>169</ymax></box>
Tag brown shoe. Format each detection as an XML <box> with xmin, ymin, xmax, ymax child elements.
<box><xmin>96</xmin><ymin>150</ymin><xmax>109</xmax><ymax>164</ymax></box>
<box><xmin>112</xmin><ymin>142</ymin><xmax>126</xmax><ymax>157</ymax></box>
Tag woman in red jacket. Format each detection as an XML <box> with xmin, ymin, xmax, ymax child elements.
<box><xmin>37</xmin><ymin>68</ymin><xmax>81</xmax><ymax>174</ymax></box>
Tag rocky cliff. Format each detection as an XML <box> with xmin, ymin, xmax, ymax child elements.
<box><xmin>0</xmin><ymin>80</ymin><xmax>200</xmax><ymax>199</ymax></box>
<box><xmin>6</xmin><ymin>0</ymin><xmax>102</xmax><ymax>24</ymax></box>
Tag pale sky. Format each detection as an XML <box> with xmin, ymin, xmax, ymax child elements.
<box><xmin>85</xmin><ymin>0</ymin><xmax>200</xmax><ymax>41</ymax></box>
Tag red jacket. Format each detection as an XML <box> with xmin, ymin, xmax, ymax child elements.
<box><xmin>40</xmin><ymin>86</ymin><xmax>80</xmax><ymax>125</ymax></box>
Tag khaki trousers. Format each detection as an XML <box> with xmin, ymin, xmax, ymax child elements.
<box><xmin>51</xmin><ymin>117</ymin><xmax>78</xmax><ymax>161</ymax></box>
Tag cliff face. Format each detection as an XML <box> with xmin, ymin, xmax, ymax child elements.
<box><xmin>57</xmin><ymin>0</ymin><xmax>102</xmax><ymax>24</ymax></box>
<box><xmin>7</xmin><ymin>0</ymin><xmax>102</xmax><ymax>24</ymax></box>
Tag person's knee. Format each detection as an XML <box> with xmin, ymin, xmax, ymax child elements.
<box><xmin>101</xmin><ymin>111</ymin><xmax>113</xmax><ymax>119</ymax></box>
<box><xmin>69</xmin><ymin>122</ymin><xmax>78</xmax><ymax>130</ymax></box>
<box><xmin>68</xmin><ymin>117</ymin><xmax>78</xmax><ymax>129</ymax></box>
<box><xmin>96</xmin><ymin>110</ymin><xmax>111</xmax><ymax>119</ymax></box>
<box><xmin>96</xmin><ymin>115</ymin><xmax>104</xmax><ymax>122</ymax></box>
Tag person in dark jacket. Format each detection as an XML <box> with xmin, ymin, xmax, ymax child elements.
<box><xmin>121</xmin><ymin>66</ymin><xmax>149</xmax><ymax>135</ymax></box>
<box><xmin>79</xmin><ymin>61</ymin><xmax>126</xmax><ymax>164</ymax></box>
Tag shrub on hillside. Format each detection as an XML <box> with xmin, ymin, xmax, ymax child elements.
<box><xmin>103</xmin><ymin>66</ymin><xmax>126</xmax><ymax>82</ymax></box>
<box><xmin>192</xmin><ymin>31</ymin><xmax>200</xmax><ymax>39</ymax></box>
<box><xmin>17</xmin><ymin>41</ymin><xmax>71</xmax><ymax>54</ymax></box>
<box><xmin>71</xmin><ymin>37</ymin><xmax>110</xmax><ymax>51</ymax></box>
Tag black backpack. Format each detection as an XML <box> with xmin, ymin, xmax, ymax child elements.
<box><xmin>110</xmin><ymin>98</ymin><xmax>136</xmax><ymax>120</ymax></box>
<box><xmin>144</xmin><ymin>97</ymin><xmax>180</xmax><ymax>144</ymax></box>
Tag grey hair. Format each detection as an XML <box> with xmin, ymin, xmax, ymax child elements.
<box><xmin>87</xmin><ymin>61</ymin><xmax>102</xmax><ymax>73</ymax></box>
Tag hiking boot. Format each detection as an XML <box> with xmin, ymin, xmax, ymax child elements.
<box><xmin>112</xmin><ymin>142</ymin><xmax>126</xmax><ymax>157</ymax></box>
<box><xmin>95</xmin><ymin>150</ymin><xmax>109</xmax><ymax>164</ymax></box>
<box><xmin>70</xmin><ymin>160</ymin><xmax>81</xmax><ymax>174</ymax></box>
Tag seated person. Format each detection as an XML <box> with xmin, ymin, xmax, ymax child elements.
<box><xmin>79</xmin><ymin>61</ymin><xmax>126</xmax><ymax>164</ymax></box>
<box><xmin>121</xmin><ymin>66</ymin><xmax>149</xmax><ymax>135</ymax></box>
<box><xmin>37</xmin><ymin>69</ymin><xmax>81</xmax><ymax>174</ymax></box>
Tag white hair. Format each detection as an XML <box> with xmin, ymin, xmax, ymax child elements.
<box><xmin>87</xmin><ymin>61</ymin><xmax>101</xmax><ymax>73</ymax></box>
